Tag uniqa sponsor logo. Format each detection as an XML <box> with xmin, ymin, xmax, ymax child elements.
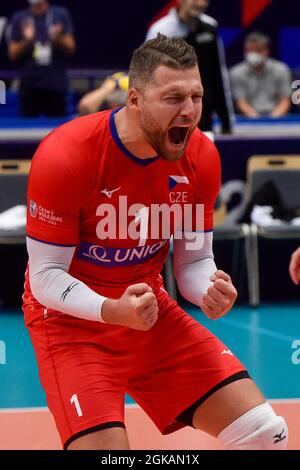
<box><xmin>83</xmin><ymin>240</ymin><xmax>168</xmax><ymax>264</ymax></box>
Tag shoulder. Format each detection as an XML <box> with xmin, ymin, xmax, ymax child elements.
<box><xmin>11</xmin><ymin>9</ymin><xmax>29</xmax><ymax>23</ymax></box>
<box><xmin>230</xmin><ymin>62</ymin><xmax>247</xmax><ymax>77</ymax></box>
<box><xmin>34</xmin><ymin>111</ymin><xmax>111</xmax><ymax>166</ymax></box>
<box><xmin>199</xmin><ymin>13</ymin><xmax>218</xmax><ymax>29</ymax></box>
<box><xmin>146</xmin><ymin>8</ymin><xmax>181</xmax><ymax>39</ymax></box>
<box><xmin>52</xmin><ymin>6</ymin><xmax>72</xmax><ymax>18</ymax></box>
<box><xmin>268</xmin><ymin>59</ymin><xmax>291</xmax><ymax>75</ymax></box>
<box><xmin>186</xmin><ymin>128</ymin><xmax>220</xmax><ymax>170</ymax></box>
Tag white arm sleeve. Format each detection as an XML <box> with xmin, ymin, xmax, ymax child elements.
<box><xmin>173</xmin><ymin>232</ymin><xmax>217</xmax><ymax>307</ymax></box>
<box><xmin>27</xmin><ymin>237</ymin><xmax>108</xmax><ymax>322</ymax></box>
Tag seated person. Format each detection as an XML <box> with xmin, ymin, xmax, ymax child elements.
<box><xmin>77</xmin><ymin>72</ymin><xmax>128</xmax><ymax>114</ymax></box>
<box><xmin>230</xmin><ymin>32</ymin><xmax>291</xmax><ymax>118</ymax></box>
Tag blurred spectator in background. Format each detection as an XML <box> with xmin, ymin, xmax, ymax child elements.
<box><xmin>230</xmin><ymin>32</ymin><xmax>291</xmax><ymax>118</ymax></box>
<box><xmin>7</xmin><ymin>0</ymin><xmax>75</xmax><ymax>117</ymax></box>
<box><xmin>78</xmin><ymin>72</ymin><xmax>128</xmax><ymax>115</ymax></box>
<box><xmin>146</xmin><ymin>0</ymin><xmax>233</xmax><ymax>134</ymax></box>
<box><xmin>289</xmin><ymin>247</ymin><xmax>300</xmax><ymax>285</ymax></box>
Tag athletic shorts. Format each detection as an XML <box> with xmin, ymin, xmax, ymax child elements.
<box><xmin>26</xmin><ymin>288</ymin><xmax>248</xmax><ymax>449</ymax></box>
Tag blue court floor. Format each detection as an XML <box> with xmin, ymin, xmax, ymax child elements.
<box><xmin>1</xmin><ymin>302</ymin><xmax>300</xmax><ymax>409</ymax></box>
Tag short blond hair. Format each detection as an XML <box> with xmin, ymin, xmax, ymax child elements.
<box><xmin>129</xmin><ymin>33</ymin><xmax>198</xmax><ymax>90</ymax></box>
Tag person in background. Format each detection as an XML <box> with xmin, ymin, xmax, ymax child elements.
<box><xmin>289</xmin><ymin>247</ymin><xmax>300</xmax><ymax>285</ymax></box>
<box><xmin>78</xmin><ymin>72</ymin><xmax>128</xmax><ymax>115</ymax></box>
<box><xmin>8</xmin><ymin>0</ymin><xmax>75</xmax><ymax>117</ymax></box>
<box><xmin>146</xmin><ymin>0</ymin><xmax>233</xmax><ymax>134</ymax></box>
<box><xmin>230</xmin><ymin>32</ymin><xmax>291</xmax><ymax>118</ymax></box>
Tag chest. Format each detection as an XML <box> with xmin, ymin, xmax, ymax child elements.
<box><xmin>81</xmin><ymin>154</ymin><xmax>198</xmax><ymax>245</ymax></box>
<box><xmin>246</xmin><ymin>71</ymin><xmax>279</xmax><ymax>97</ymax></box>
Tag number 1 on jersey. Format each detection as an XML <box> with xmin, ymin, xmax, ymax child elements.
<box><xmin>70</xmin><ymin>393</ymin><xmax>83</xmax><ymax>417</ymax></box>
<box><xmin>136</xmin><ymin>206</ymin><xmax>149</xmax><ymax>246</ymax></box>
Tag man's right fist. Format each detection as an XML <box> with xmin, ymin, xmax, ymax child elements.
<box><xmin>22</xmin><ymin>21</ymin><xmax>35</xmax><ymax>42</ymax></box>
<box><xmin>101</xmin><ymin>283</ymin><xmax>158</xmax><ymax>331</ymax></box>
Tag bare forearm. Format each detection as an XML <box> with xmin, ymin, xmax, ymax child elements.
<box><xmin>78</xmin><ymin>79</ymin><xmax>116</xmax><ymax>114</ymax></box>
<box><xmin>271</xmin><ymin>97</ymin><xmax>291</xmax><ymax>117</ymax></box>
<box><xmin>236</xmin><ymin>99</ymin><xmax>259</xmax><ymax>118</ymax></box>
<box><xmin>53</xmin><ymin>34</ymin><xmax>75</xmax><ymax>56</ymax></box>
<box><xmin>8</xmin><ymin>40</ymin><xmax>32</xmax><ymax>61</ymax></box>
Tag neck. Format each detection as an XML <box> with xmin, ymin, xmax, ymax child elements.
<box><xmin>114</xmin><ymin>107</ymin><xmax>157</xmax><ymax>160</ymax></box>
<box><xmin>31</xmin><ymin>1</ymin><xmax>48</xmax><ymax>16</ymax></box>
<box><xmin>252</xmin><ymin>62</ymin><xmax>266</xmax><ymax>72</ymax></box>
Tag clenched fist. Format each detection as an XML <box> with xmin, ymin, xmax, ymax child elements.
<box><xmin>49</xmin><ymin>23</ymin><xmax>63</xmax><ymax>42</ymax></box>
<box><xmin>101</xmin><ymin>283</ymin><xmax>158</xmax><ymax>331</ymax></box>
<box><xmin>22</xmin><ymin>20</ymin><xmax>35</xmax><ymax>42</ymax></box>
<box><xmin>201</xmin><ymin>270</ymin><xmax>237</xmax><ymax>320</ymax></box>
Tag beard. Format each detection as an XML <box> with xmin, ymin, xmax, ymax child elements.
<box><xmin>139</xmin><ymin>104</ymin><xmax>196</xmax><ymax>163</ymax></box>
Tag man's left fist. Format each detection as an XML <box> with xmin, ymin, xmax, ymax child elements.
<box><xmin>201</xmin><ymin>270</ymin><xmax>237</xmax><ymax>320</ymax></box>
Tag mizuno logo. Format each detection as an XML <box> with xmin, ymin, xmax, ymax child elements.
<box><xmin>101</xmin><ymin>187</ymin><xmax>121</xmax><ymax>198</ymax></box>
<box><xmin>220</xmin><ymin>349</ymin><xmax>233</xmax><ymax>356</ymax></box>
<box><xmin>273</xmin><ymin>429</ymin><xmax>287</xmax><ymax>444</ymax></box>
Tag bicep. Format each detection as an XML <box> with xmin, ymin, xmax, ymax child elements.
<box><xmin>27</xmin><ymin>236</ymin><xmax>76</xmax><ymax>302</ymax></box>
<box><xmin>173</xmin><ymin>231</ymin><xmax>214</xmax><ymax>271</ymax></box>
<box><xmin>27</xmin><ymin>237</ymin><xmax>76</xmax><ymax>275</ymax></box>
<box><xmin>26</xmin><ymin>237</ymin><xmax>106</xmax><ymax>322</ymax></box>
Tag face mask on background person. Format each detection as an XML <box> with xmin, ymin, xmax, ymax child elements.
<box><xmin>246</xmin><ymin>52</ymin><xmax>266</xmax><ymax>67</ymax></box>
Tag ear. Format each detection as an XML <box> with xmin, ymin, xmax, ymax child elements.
<box><xmin>127</xmin><ymin>88</ymin><xmax>141</xmax><ymax>111</ymax></box>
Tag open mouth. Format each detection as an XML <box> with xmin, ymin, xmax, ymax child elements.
<box><xmin>167</xmin><ymin>126</ymin><xmax>190</xmax><ymax>147</ymax></box>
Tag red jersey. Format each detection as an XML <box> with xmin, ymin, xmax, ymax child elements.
<box><xmin>24</xmin><ymin>108</ymin><xmax>221</xmax><ymax>324</ymax></box>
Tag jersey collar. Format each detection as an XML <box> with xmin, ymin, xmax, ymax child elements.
<box><xmin>109</xmin><ymin>107</ymin><xmax>160</xmax><ymax>166</ymax></box>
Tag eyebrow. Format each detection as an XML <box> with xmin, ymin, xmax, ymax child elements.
<box><xmin>162</xmin><ymin>88</ymin><xmax>203</xmax><ymax>96</ymax></box>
